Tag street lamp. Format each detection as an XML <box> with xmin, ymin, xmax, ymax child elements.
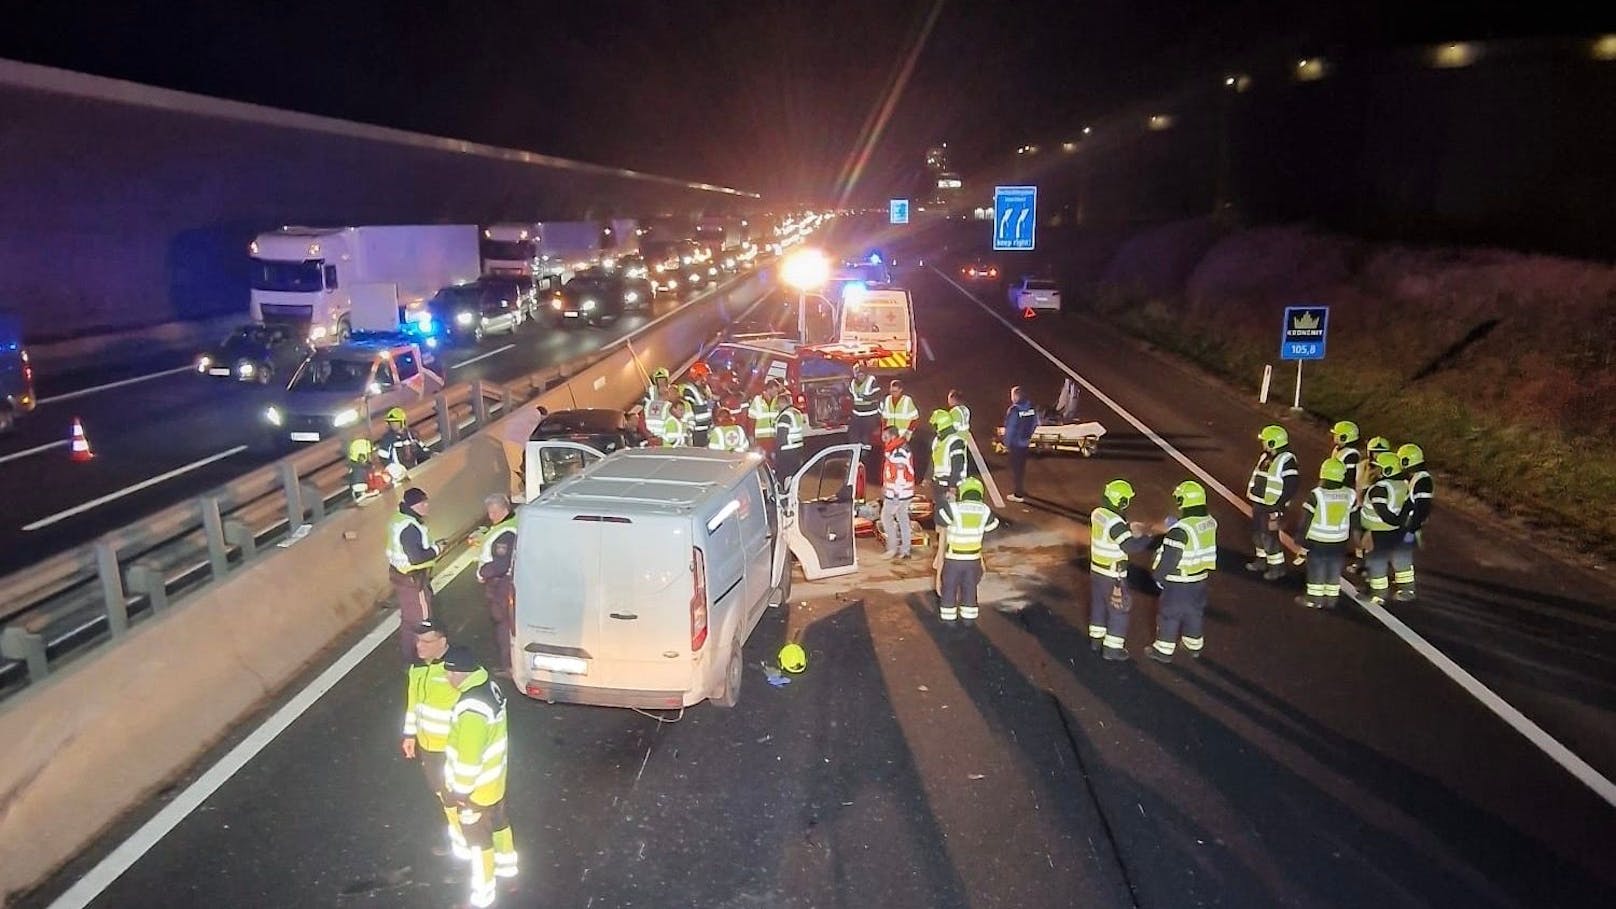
<box><xmin>781</xmin><ymin>248</ymin><xmax>830</xmax><ymax>340</ymax></box>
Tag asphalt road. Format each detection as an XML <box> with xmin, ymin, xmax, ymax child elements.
<box><xmin>0</xmin><ymin>278</ymin><xmax>746</xmax><ymax>576</ymax></box>
<box><xmin>20</xmin><ymin>232</ymin><xmax>1616</xmax><ymax>908</ymax></box>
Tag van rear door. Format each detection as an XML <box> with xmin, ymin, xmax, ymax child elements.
<box><xmin>786</xmin><ymin>443</ymin><xmax>861</xmax><ymax>579</ymax></box>
<box><xmin>524</xmin><ymin>440</ymin><xmax>607</xmax><ymax>501</ymax></box>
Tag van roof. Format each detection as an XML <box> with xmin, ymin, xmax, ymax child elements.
<box><xmin>534</xmin><ymin>448</ymin><xmax>765</xmax><ymax>516</ymax></box>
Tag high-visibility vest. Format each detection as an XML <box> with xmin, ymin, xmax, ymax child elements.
<box><xmin>1304</xmin><ymin>487</ymin><xmax>1356</xmax><ymax>544</ymax></box>
<box><xmin>943</xmin><ymin>500</ymin><xmax>998</xmax><ymax>560</ymax></box>
<box><xmin>880</xmin><ymin>394</ymin><xmax>918</xmax><ymax>432</ymax></box>
<box><xmin>931</xmin><ymin>432</ymin><xmax>966</xmax><ymax>486</ymax></box>
<box><xmin>850</xmin><ymin>375</ymin><xmax>881</xmax><ymax>418</ymax></box>
<box><xmin>776</xmin><ymin>406</ymin><xmax>805</xmax><ymax>450</ymax></box>
<box><xmin>1361</xmin><ymin>478</ymin><xmax>1407</xmax><ymax>532</ymax></box>
<box><xmin>444</xmin><ymin>671</ymin><xmax>509</xmax><ymax>808</ymax></box>
<box><xmin>883</xmin><ymin>448</ymin><xmax>915</xmax><ymax>499</ymax></box>
<box><xmin>949</xmin><ymin>404</ymin><xmax>971</xmax><ymax>434</ymax></box>
<box><xmin>1155</xmin><ymin>515</ymin><xmax>1218</xmax><ymax>582</ymax></box>
<box><xmin>680</xmin><ymin>382</ymin><xmax>713</xmax><ymax>431</ymax></box>
<box><xmin>477</xmin><ymin>517</ymin><xmax>518</xmax><ymax>568</ymax></box>
<box><xmin>748</xmin><ymin>395</ymin><xmax>779</xmax><ymax>438</ymax></box>
<box><xmin>403</xmin><ymin>659</ymin><xmax>458</xmax><ymax>752</ymax></box>
<box><xmin>1089</xmin><ymin>506</ymin><xmax>1131</xmax><ymax>578</ymax></box>
<box><xmin>1332</xmin><ymin>444</ymin><xmax>1362</xmax><ymax>478</ymax></box>
<box><xmin>708</xmin><ymin>424</ymin><xmax>749</xmax><ymax>453</ymax></box>
<box><xmin>657</xmin><ymin>414</ymin><xmax>689</xmax><ymax>447</ymax></box>
<box><xmin>1247</xmin><ymin>450</ymin><xmax>1298</xmax><ymax>506</ymax></box>
<box><xmin>386</xmin><ymin>512</ymin><xmax>437</xmax><ymax>574</ymax></box>
<box><xmin>1406</xmin><ymin>469</ymin><xmax>1433</xmax><ymax>504</ymax></box>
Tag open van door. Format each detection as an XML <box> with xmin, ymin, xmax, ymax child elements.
<box><xmin>785</xmin><ymin>443</ymin><xmax>860</xmax><ymax>580</ymax></box>
<box><xmin>523</xmin><ymin>440</ymin><xmax>606</xmax><ymax>502</ymax></box>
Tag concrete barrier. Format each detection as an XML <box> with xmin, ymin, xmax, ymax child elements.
<box><xmin>0</xmin><ymin>431</ymin><xmax>510</xmax><ymax>904</ymax></box>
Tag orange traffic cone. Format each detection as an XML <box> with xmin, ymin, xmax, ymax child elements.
<box><xmin>69</xmin><ymin>418</ymin><xmax>94</xmax><ymax>462</ymax></box>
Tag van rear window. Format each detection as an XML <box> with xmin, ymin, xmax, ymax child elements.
<box><xmin>572</xmin><ymin>515</ymin><xmax>632</xmax><ymax>524</ymax></box>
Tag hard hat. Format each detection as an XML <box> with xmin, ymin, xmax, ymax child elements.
<box><xmin>1366</xmin><ymin>435</ymin><xmax>1392</xmax><ymax>455</ymax></box>
<box><xmin>1102</xmin><ymin>478</ymin><xmax>1134</xmax><ymax>510</ymax></box>
<box><xmin>1258</xmin><ymin>424</ymin><xmax>1289</xmax><ymax>450</ymax></box>
<box><xmin>347</xmin><ymin>438</ymin><xmax>373</xmax><ymax>461</ymax></box>
<box><xmin>1397</xmin><ymin>443</ymin><xmax>1425</xmax><ymax>468</ymax></box>
<box><xmin>384</xmin><ymin>407</ymin><xmax>407</xmax><ymax>424</ymax></box>
<box><xmin>1172</xmin><ymin>480</ymin><xmax>1207</xmax><ymax>510</ymax></box>
<box><xmin>651</xmin><ymin>367</ymin><xmax>671</xmax><ymax>382</ymax></box>
<box><xmin>688</xmin><ymin>361</ymin><xmax>710</xmax><ymax>381</ymax></box>
<box><xmin>1374</xmin><ymin>451</ymin><xmax>1402</xmax><ymax>476</ymax></box>
<box><xmin>928</xmin><ymin>408</ymin><xmax>953</xmax><ymax>430</ymax></box>
<box><xmin>1331</xmin><ymin>420</ymin><xmax>1360</xmax><ymax>445</ymax></box>
<box><xmin>958</xmin><ymin>476</ymin><xmax>986</xmax><ymax>500</ymax></box>
<box><xmin>1319</xmin><ymin>458</ymin><xmax>1348</xmax><ymax>483</ymax></box>
<box><xmin>777</xmin><ymin>642</ymin><xmax>807</xmax><ymax>673</ymax></box>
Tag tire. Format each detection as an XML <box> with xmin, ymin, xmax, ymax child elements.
<box><xmin>336</xmin><ymin>318</ymin><xmax>352</xmax><ymax>344</ymax></box>
<box><xmin>711</xmin><ymin>636</ymin><xmax>743</xmax><ymax>709</ymax></box>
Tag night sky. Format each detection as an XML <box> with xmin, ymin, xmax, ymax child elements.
<box><xmin>0</xmin><ymin>1</ymin><xmax>1599</xmax><ymax>202</ymax></box>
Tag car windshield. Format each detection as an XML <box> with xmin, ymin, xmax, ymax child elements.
<box><xmin>431</xmin><ymin>286</ymin><xmax>482</xmax><ymax>309</ymax></box>
<box><xmin>289</xmin><ymin>356</ymin><xmax>372</xmax><ymax>392</ymax></box>
<box><xmin>1027</xmin><ymin>280</ymin><xmax>1058</xmax><ymax>291</ymax></box>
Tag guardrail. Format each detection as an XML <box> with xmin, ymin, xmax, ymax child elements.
<box><xmin>0</xmin><ymin>267</ymin><xmax>774</xmax><ymax>699</ymax></box>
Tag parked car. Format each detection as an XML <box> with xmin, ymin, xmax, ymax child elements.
<box><xmin>960</xmin><ymin>259</ymin><xmax>999</xmax><ymax>282</ymax></box>
<box><xmin>264</xmin><ymin>338</ymin><xmax>442</xmax><ymax>444</ymax></box>
<box><xmin>196</xmin><ymin>322</ymin><xmax>313</xmax><ymax>385</ymax></box>
<box><xmin>550</xmin><ymin>272</ymin><xmax>645</xmax><ymax>326</ymax></box>
<box><xmin>1008</xmin><ymin>276</ymin><xmax>1062</xmax><ymax>313</ymax></box>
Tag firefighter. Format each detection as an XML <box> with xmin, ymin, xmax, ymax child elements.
<box><xmin>707</xmin><ymin>409</ymin><xmax>750</xmax><ymax>453</ymax></box>
<box><xmin>1149</xmin><ymin>480</ymin><xmax>1219</xmax><ymax>663</ymax></box>
<box><xmin>387</xmin><ymin>488</ymin><xmax>441</xmax><ymax>662</ymax></box>
<box><xmin>748</xmin><ymin>377</ymin><xmax>783</xmax><ymax>458</ymax></box>
<box><xmin>475</xmin><ymin>494</ymin><xmax>518</xmax><ymax>677</ymax></box>
<box><xmin>348</xmin><ymin>437</ymin><xmax>382</xmax><ymax>505</ymax></box>
<box><xmin>774</xmin><ymin>389</ymin><xmax>807</xmax><ymax>479</ymax></box>
<box><xmin>441</xmin><ymin>647</ymin><xmax>517</xmax><ymax>907</ymax></box>
<box><xmin>1245</xmin><ymin>424</ymin><xmax>1299</xmax><ymax>581</ymax></box>
<box><xmin>378</xmin><ymin>407</ymin><xmax>430</xmax><ymax>483</ymax></box>
<box><xmin>849</xmin><ymin>362</ymin><xmax>882</xmax><ymax>487</ymax></box>
<box><xmin>1294</xmin><ymin>459</ymin><xmax>1357</xmax><ymax>609</ymax></box>
<box><xmin>928</xmin><ymin>408</ymin><xmax>970</xmax><ymax>591</ymax></box>
<box><xmin>1330</xmin><ymin>421</ymin><xmax>1364</xmax><ymax>489</ymax></box>
<box><xmin>1395</xmin><ymin>443</ymin><xmax>1434</xmax><ymax>601</ymax></box>
<box><xmin>1348</xmin><ymin>435</ymin><xmax>1395</xmax><ymax>573</ymax></box>
<box><xmin>1360</xmin><ymin>451</ymin><xmax>1409</xmax><ymax>605</ymax></box>
<box><xmin>679</xmin><ymin>363</ymin><xmax>715</xmax><ymax>448</ymax></box>
<box><xmin>936</xmin><ymin>477</ymin><xmax>999</xmax><ymax>623</ymax></box>
<box><xmin>400</xmin><ymin>619</ymin><xmax>467</xmax><ymax>861</ymax></box>
<box><xmin>879</xmin><ymin>378</ymin><xmax>919</xmax><ymax>439</ymax></box>
<box><xmin>1088</xmin><ymin>479</ymin><xmax>1157</xmax><ymax>661</ymax></box>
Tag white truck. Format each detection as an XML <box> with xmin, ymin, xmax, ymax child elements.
<box><xmin>537</xmin><ymin>221</ymin><xmax>606</xmax><ymax>271</ymax></box>
<box><xmin>249</xmin><ymin>225</ymin><xmax>481</xmax><ymax>344</ymax></box>
<box><xmin>481</xmin><ymin>223</ymin><xmax>541</xmax><ymax>276</ymax></box>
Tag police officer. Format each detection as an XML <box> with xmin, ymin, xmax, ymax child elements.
<box><xmin>879</xmin><ymin>378</ymin><xmax>918</xmax><ymax>439</ymax></box>
<box><xmin>774</xmin><ymin>390</ymin><xmax>807</xmax><ymax>479</ymax></box>
<box><xmin>476</xmin><ymin>494</ymin><xmax>518</xmax><ymax>677</ymax></box>
<box><xmin>708</xmin><ymin>409</ymin><xmax>750</xmax><ymax>453</ymax></box>
<box><xmin>1088</xmin><ymin>479</ymin><xmax>1156</xmax><ymax>661</ymax></box>
<box><xmin>1395</xmin><ymin>443</ymin><xmax>1434</xmax><ymax>602</ymax></box>
<box><xmin>441</xmin><ymin>647</ymin><xmax>517</xmax><ymax>907</ymax></box>
<box><xmin>1245</xmin><ymin>424</ymin><xmax>1299</xmax><ymax>581</ymax></box>
<box><xmin>378</xmin><ymin>407</ymin><xmax>430</xmax><ymax>483</ymax></box>
<box><xmin>1149</xmin><ymin>481</ymin><xmax>1219</xmax><ymax>663</ymax></box>
<box><xmin>748</xmin><ymin>377</ymin><xmax>782</xmax><ymax>457</ymax></box>
<box><xmin>848</xmin><ymin>362</ymin><xmax>882</xmax><ymax>485</ymax></box>
<box><xmin>936</xmin><ymin>477</ymin><xmax>999</xmax><ymax>624</ymax></box>
<box><xmin>1002</xmin><ymin>386</ymin><xmax>1039</xmax><ymax>503</ymax></box>
<box><xmin>387</xmin><ymin>487</ymin><xmax>441</xmax><ymax>662</ymax></box>
<box><xmin>1360</xmin><ymin>451</ymin><xmax>1409</xmax><ymax>605</ymax></box>
<box><xmin>679</xmin><ymin>364</ymin><xmax>715</xmax><ymax>448</ymax></box>
<box><xmin>400</xmin><ymin>619</ymin><xmax>467</xmax><ymax>860</ymax></box>
<box><xmin>1295</xmin><ymin>459</ymin><xmax>1357</xmax><ymax>609</ymax></box>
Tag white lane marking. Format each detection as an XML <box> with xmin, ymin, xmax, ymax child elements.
<box><xmin>450</xmin><ymin>344</ymin><xmax>515</xmax><ymax>370</ymax></box>
<box><xmin>22</xmin><ymin>445</ymin><xmax>249</xmax><ymax>531</ymax></box>
<box><xmin>932</xmin><ymin>266</ymin><xmax>1616</xmax><ymax>810</ymax></box>
<box><xmin>36</xmin><ymin>366</ymin><xmax>193</xmax><ymax>406</ymax></box>
<box><xmin>920</xmin><ymin>337</ymin><xmax>935</xmax><ymax>362</ymax></box>
<box><xmin>0</xmin><ymin>439</ymin><xmax>67</xmax><ymax>466</ymax></box>
<box><xmin>964</xmin><ymin>434</ymin><xmax>1006</xmax><ymax>509</ymax></box>
<box><xmin>47</xmin><ymin>545</ymin><xmax>478</xmax><ymax>909</ymax></box>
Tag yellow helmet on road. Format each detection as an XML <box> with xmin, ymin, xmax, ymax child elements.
<box><xmin>1259</xmin><ymin>424</ymin><xmax>1289</xmax><ymax>450</ymax></box>
<box><xmin>1331</xmin><ymin>420</ymin><xmax>1360</xmax><ymax>445</ymax></box>
<box><xmin>384</xmin><ymin>407</ymin><xmax>407</xmax><ymax>425</ymax></box>
<box><xmin>958</xmin><ymin>476</ymin><xmax>986</xmax><ymax>500</ymax></box>
<box><xmin>1102</xmin><ymin>479</ymin><xmax>1134</xmax><ymax>509</ymax></box>
<box><xmin>1319</xmin><ymin>458</ymin><xmax>1348</xmax><ymax>483</ymax></box>
<box><xmin>347</xmin><ymin>438</ymin><xmax>373</xmax><ymax>461</ymax></box>
<box><xmin>1173</xmin><ymin>480</ymin><xmax>1207</xmax><ymax>510</ymax></box>
<box><xmin>778</xmin><ymin>642</ymin><xmax>806</xmax><ymax>673</ymax></box>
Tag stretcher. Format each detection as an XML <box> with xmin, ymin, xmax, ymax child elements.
<box><xmin>993</xmin><ymin>421</ymin><xmax>1106</xmax><ymax>457</ymax></box>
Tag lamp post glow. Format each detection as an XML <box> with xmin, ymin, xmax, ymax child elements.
<box><xmin>781</xmin><ymin>248</ymin><xmax>831</xmax><ymax>341</ymax></box>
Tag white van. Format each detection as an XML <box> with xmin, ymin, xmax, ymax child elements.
<box><xmin>512</xmin><ymin>444</ymin><xmax>860</xmax><ymax>710</ymax></box>
<box><xmin>828</xmin><ymin>287</ymin><xmax>916</xmax><ymax>372</ymax></box>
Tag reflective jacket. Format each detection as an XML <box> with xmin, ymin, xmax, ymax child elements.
<box><xmin>775</xmin><ymin>405</ymin><xmax>806</xmax><ymax>451</ymax></box>
<box><xmin>1302</xmin><ymin>486</ymin><xmax>1357</xmax><ymax>544</ymax></box>
<box><xmin>386</xmin><ymin>509</ymin><xmax>438</xmax><ymax>574</ymax></box>
<box><xmin>708</xmin><ymin>424</ymin><xmax>749</xmax><ymax>453</ymax></box>
<box><xmin>444</xmin><ymin>670</ymin><xmax>509</xmax><ymax>808</ymax></box>
<box><xmin>1153</xmin><ymin>515</ymin><xmax>1218</xmax><ymax>584</ymax></box>
<box><xmin>1404</xmin><ymin>469</ymin><xmax>1434</xmax><ymax>532</ymax></box>
<box><xmin>1361</xmin><ymin>478</ymin><xmax>1408</xmax><ymax>532</ymax></box>
<box><xmin>1247</xmin><ymin>450</ymin><xmax>1299</xmax><ymax>508</ymax></box>
<box><xmin>849</xmin><ymin>375</ymin><xmax>881</xmax><ymax>418</ymax></box>
<box><xmin>883</xmin><ymin>446</ymin><xmax>916</xmax><ymax>499</ymax></box>
<box><xmin>656</xmin><ymin>413</ymin><xmax>689</xmax><ymax>447</ymax></box>
<box><xmin>879</xmin><ymin>394</ymin><xmax>918</xmax><ymax>434</ymax></box>
<box><xmin>748</xmin><ymin>394</ymin><xmax>779</xmax><ymax>438</ymax></box>
<box><xmin>1089</xmin><ymin>506</ymin><xmax>1133</xmax><ymax>578</ymax></box>
<box><xmin>476</xmin><ymin>517</ymin><xmax>518</xmax><ymax>581</ymax></box>
<box><xmin>938</xmin><ymin>499</ymin><xmax>999</xmax><ymax>560</ymax></box>
<box><xmin>949</xmin><ymin>404</ymin><xmax>971</xmax><ymax>434</ymax></box>
<box><xmin>403</xmin><ymin>658</ymin><xmax>457</xmax><ymax>752</ymax></box>
<box><xmin>680</xmin><ymin>382</ymin><xmax>713</xmax><ymax>432</ymax></box>
<box><xmin>931</xmin><ymin>430</ymin><xmax>968</xmax><ymax>488</ymax></box>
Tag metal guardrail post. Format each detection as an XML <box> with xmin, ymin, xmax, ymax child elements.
<box><xmin>501</xmin><ymin>385</ymin><xmax>515</xmax><ymax>417</ymax></box>
<box><xmin>299</xmin><ymin>484</ymin><xmax>326</xmax><ymax>524</ymax></box>
<box><xmin>95</xmin><ymin>541</ymin><xmax>129</xmax><ymax>637</ymax></box>
<box><xmin>279</xmin><ymin>461</ymin><xmax>303</xmax><ymax>530</ymax></box>
<box><xmin>472</xmin><ymin>380</ymin><xmax>490</xmax><ymax>427</ymax></box>
<box><xmin>0</xmin><ymin>627</ymin><xmax>48</xmax><ymax>682</ymax></box>
<box><xmin>127</xmin><ymin>563</ymin><xmax>169</xmax><ymax>613</ymax></box>
<box><xmin>435</xmin><ymin>392</ymin><xmax>453</xmax><ymax>448</ymax></box>
<box><xmin>224</xmin><ymin>521</ymin><xmax>257</xmax><ymax>561</ymax></box>
<box><xmin>200</xmin><ymin>495</ymin><xmax>229</xmax><ymax>581</ymax></box>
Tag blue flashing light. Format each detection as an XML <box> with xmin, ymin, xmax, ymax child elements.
<box><xmin>867</xmin><ymin>252</ymin><xmax>882</xmax><ymax>265</ymax></box>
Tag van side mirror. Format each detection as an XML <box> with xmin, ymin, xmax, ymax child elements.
<box><xmin>366</xmin><ymin>382</ymin><xmax>382</xmax><ymax>396</ymax></box>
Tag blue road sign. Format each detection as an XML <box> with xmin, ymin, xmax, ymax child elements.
<box><xmin>1280</xmin><ymin>306</ymin><xmax>1329</xmax><ymax>360</ymax></box>
<box><xmin>889</xmin><ymin>199</ymin><xmax>909</xmax><ymax>224</ymax></box>
<box><xmin>993</xmin><ymin>185</ymin><xmax>1037</xmax><ymax>251</ymax></box>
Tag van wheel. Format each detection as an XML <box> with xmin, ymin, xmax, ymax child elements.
<box><xmin>712</xmin><ymin>637</ymin><xmax>743</xmax><ymax>709</ymax></box>
<box><xmin>768</xmin><ymin>559</ymin><xmax>793</xmax><ymax>608</ymax></box>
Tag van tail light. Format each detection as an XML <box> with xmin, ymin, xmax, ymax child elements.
<box><xmin>855</xmin><ymin>460</ymin><xmax>867</xmax><ymax>500</ymax></box>
<box><xmin>690</xmin><ymin>547</ymin><xmax>709</xmax><ymax>651</ymax></box>
<box><xmin>988</xmin><ymin>268</ymin><xmax>998</xmax><ymax>277</ymax></box>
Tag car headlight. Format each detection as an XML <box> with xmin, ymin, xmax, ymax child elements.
<box><xmin>196</xmin><ymin>356</ymin><xmax>212</xmax><ymax>372</ymax></box>
<box><xmin>582</xmin><ymin>299</ymin><xmax>597</xmax><ymax>311</ymax></box>
<box><xmin>551</xmin><ymin>298</ymin><xmax>563</xmax><ymax>310</ymax></box>
<box><xmin>624</xmin><ymin>291</ymin><xmax>639</xmax><ymax>303</ymax></box>
<box><xmin>237</xmin><ymin>362</ymin><xmax>256</xmax><ymax>377</ymax></box>
<box><xmin>655</xmin><ymin>263</ymin><xmax>666</xmax><ymax>273</ymax></box>
<box><xmin>455</xmin><ymin>311</ymin><xmax>475</xmax><ymax>326</ymax></box>
<box><xmin>708</xmin><ymin>266</ymin><xmax>718</xmax><ymax>276</ymax></box>
<box><xmin>667</xmin><ymin>278</ymin><xmax>679</xmax><ymax>288</ymax></box>
<box><xmin>309</xmin><ymin>326</ymin><xmax>328</xmax><ymax>341</ymax></box>
<box><xmin>264</xmin><ymin>406</ymin><xmax>283</xmax><ymax>426</ymax></box>
<box><xmin>333</xmin><ymin>408</ymin><xmax>360</xmax><ymax>428</ymax></box>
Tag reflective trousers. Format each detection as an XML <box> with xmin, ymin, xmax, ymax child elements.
<box><xmin>418</xmin><ymin>750</ymin><xmax>467</xmax><ymax>857</ymax></box>
<box><xmin>939</xmin><ymin>557</ymin><xmax>984</xmax><ymax>621</ymax></box>
<box><xmin>1364</xmin><ymin>531</ymin><xmax>1416</xmax><ymax>599</ymax></box>
<box><xmin>1251</xmin><ymin>508</ymin><xmax>1285</xmax><ymax>567</ymax></box>
<box><xmin>459</xmin><ymin>798</ymin><xmax>517</xmax><ymax>907</ymax></box>
<box><xmin>1088</xmin><ymin>572</ymin><xmax>1131</xmax><ymax>653</ymax></box>
<box><xmin>1152</xmin><ymin>580</ymin><xmax>1208</xmax><ymax>658</ymax></box>
<box><xmin>1303</xmin><ymin>542</ymin><xmax>1347</xmax><ymax>607</ymax></box>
